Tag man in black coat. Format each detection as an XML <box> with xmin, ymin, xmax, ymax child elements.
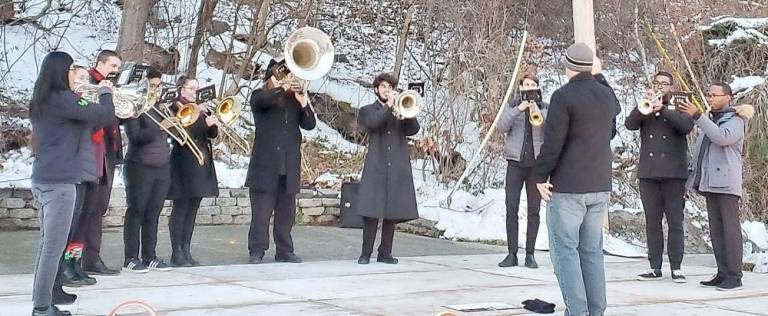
<box><xmin>533</xmin><ymin>43</ymin><xmax>620</xmax><ymax>316</ymax></box>
<box><xmin>355</xmin><ymin>73</ymin><xmax>420</xmax><ymax>265</ymax></box>
<box><xmin>245</xmin><ymin>59</ymin><xmax>316</xmax><ymax>264</ymax></box>
<box><xmin>625</xmin><ymin>71</ymin><xmax>694</xmax><ymax>283</ymax></box>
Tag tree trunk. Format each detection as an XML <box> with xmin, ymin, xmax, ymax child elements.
<box><xmin>116</xmin><ymin>0</ymin><xmax>154</xmax><ymax>63</ymax></box>
<box><xmin>187</xmin><ymin>0</ymin><xmax>220</xmax><ymax>76</ymax></box>
<box><xmin>0</xmin><ymin>0</ymin><xmax>14</xmax><ymax>23</ymax></box>
<box><xmin>572</xmin><ymin>0</ymin><xmax>596</xmax><ymax>54</ymax></box>
<box><xmin>393</xmin><ymin>2</ymin><xmax>415</xmax><ymax>82</ymax></box>
<box><xmin>226</xmin><ymin>0</ymin><xmax>269</xmax><ymax>95</ymax></box>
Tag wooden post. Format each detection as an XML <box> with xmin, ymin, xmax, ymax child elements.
<box><xmin>572</xmin><ymin>0</ymin><xmax>610</xmax><ymax>233</ymax></box>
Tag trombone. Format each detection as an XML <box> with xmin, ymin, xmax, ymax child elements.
<box><xmin>204</xmin><ymin>97</ymin><xmax>251</xmax><ymax>153</ymax></box>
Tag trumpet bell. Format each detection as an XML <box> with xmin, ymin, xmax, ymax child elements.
<box><xmin>215</xmin><ymin>97</ymin><xmax>241</xmax><ymax>124</ymax></box>
<box><xmin>530</xmin><ymin>112</ymin><xmax>544</xmax><ymax>126</ymax></box>
<box><xmin>638</xmin><ymin>100</ymin><xmax>654</xmax><ymax>115</ymax></box>
<box><xmin>395</xmin><ymin>90</ymin><xmax>422</xmax><ymax>119</ymax></box>
<box><xmin>284</xmin><ymin>26</ymin><xmax>335</xmax><ymax>81</ymax></box>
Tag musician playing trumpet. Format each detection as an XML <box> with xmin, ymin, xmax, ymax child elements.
<box><xmin>625</xmin><ymin>71</ymin><xmax>694</xmax><ymax>282</ymax></box>
<box><xmin>496</xmin><ymin>73</ymin><xmax>549</xmax><ymax>269</ymax></box>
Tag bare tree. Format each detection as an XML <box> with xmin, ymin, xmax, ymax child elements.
<box><xmin>116</xmin><ymin>0</ymin><xmax>155</xmax><ymax>62</ymax></box>
<box><xmin>187</xmin><ymin>0</ymin><xmax>220</xmax><ymax>75</ymax></box>
<box><xmin>393</xmin><ymin>1</ymin><xmax>415</xmax><ymax>81</ymax></box>
<box><xmin>0</xmin><ymin>0</ymin><xmax>14</xmax><ymax>23</ymax></box>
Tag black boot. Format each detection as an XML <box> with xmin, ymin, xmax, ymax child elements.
<box><xmin>60</xmin><ymin>259</ymin><xmax>85</xmax><ymax>287</ymax></box>
<box><xmin>498</xmin><ymin>254</ymin><xmax>518</xmax><ymax>267</ymax></box>
<box><xmin>52</xmin><ymin>270</ymin><xmax>77</xmax><ymax>305</ymax></box>
<box><xmin>32</xmin><ymin>305</ymin><xmax>71</xmax><ymax>316</ymax></box>
<box><xmin>524</xmin><ymin>253</ymin><xmax>538</xmax><ymax>269</ymax></box>
<box><xmin>71</xmin><ymin>258</ymin><xmax>96</xmax><ymax>285</ymax></box>
<box><xmin>170</xmin><ymin>246</ymin><xmax>189</xmax><ymax>267</ymax></box>
<box><xmin>182</xmin><ymin>244</ymin><xmax>199</xmax><ymax>266</ymax></box>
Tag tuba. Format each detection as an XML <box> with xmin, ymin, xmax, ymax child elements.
<box><xmin>277</xmin><ymin>26</ymin><xmax>335</xmax><ymax>95</ymax></box>
<box><xmin>392</xmin><ymin>90</ymin><xmax>422</xmax><ymax>120</ymax></box>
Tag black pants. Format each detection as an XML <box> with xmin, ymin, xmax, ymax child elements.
<box><xmin>248</xmin><ymin>176</ymin><xmax>296</xmax><ymax>257</ymax></box>
<box><xmin>639</xmin><ymin>178</ymin><xmax>686</xmax><ymax>270</ymax></box>
<box><xmin>705</xmin><ymin>193</ymin><xmax>743</xmax><ymax>282</ymax></box>
<box><xmin>71</xmin><ymin>164</ymin><xmax>115</xmax><ymax>269</ymax></box>
<box><xmin>361</xmin><ymin>217</ymin><xmax>397</xmax><ymax>258</ymax></box>
<box><xmin>169</xmin><ymin>197</ymin><xmax>202</xmax><ymax>255</ymax></box>
<box><xmin>123</xmin><ymin>162</ymin><xmax>171</xmax><ymax>263</ymax></box>
<box><xmin>504</xmin><ymin>162</ymin><xmax>540</xmax><ymax>254</ymax></box>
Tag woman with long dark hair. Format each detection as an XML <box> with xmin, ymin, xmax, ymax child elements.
<box><xmin>29</xmin><ymin>51</ymin><xmax>115</xmax><ymax>316</ymax></box>
<box><xmin>166</xmin><ymin>75</ymin><xmax>219</xmax><ymax>267</ymax></box>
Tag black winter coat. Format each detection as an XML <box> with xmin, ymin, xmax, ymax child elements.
<box><xmin>124</xmin><ymin>110</ymin><xmax>172</xmax><ymax>167</ymax></box>
<box><xmin>625</xmin><ymin>102</ymin><xmax>694</xmax><ymax>179</ymax></box>
<box><xmin>167</xmin><ymin>102</ymin><xmax>219</xmax><ymax>199</ymax></box>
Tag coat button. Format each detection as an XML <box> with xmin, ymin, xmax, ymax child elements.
<box><xmin>661</xmin><ymin>153</ymin><xmax>666</xmax><ymax>157</ymax></box>
<box><xmin>387</xmin><ymin>162</ymin><xmax>392</xmax><ymax>167</ymax></box>
<box><xmin>649</xmin><ymin>152</ymin><xmax>654</xmax><ymax>157</ymax></box>
<box><xmin>387</xmin><ymin>146</ymin><xmax>391</xmax><ymax>151</ymax></box>
<box><xmin>387</xmin><ymin>131</ymin><xmax>391</xmax><ymax>135</ymax></box>
<box><xmin>663</xmin><ymin>119</ymin><xmax>668</xmax><ymax>122</ymax></box>
<box><xmin>277</xmin><ymin>146</ymin><xmax>281</xmax><ymax>151</ymax></box>
<box><xmin>649</xmin><ymin>134</ymin><xmax>654</xmax><ymax>139</ymax></box>
<box><xmin>662</xmin><ymin>135</ymin><xmax>667</xmax><ymax>140</ymax></box>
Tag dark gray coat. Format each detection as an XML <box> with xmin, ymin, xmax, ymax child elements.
<box><xmin>686</xmin><ymin>109</ymin><xmax>746</xmax><ymax>197</ymax></box>
<box><xmin>356</xmin><ymin>101</ymin><xmax>420</xmax><ymax>221</ymax></box>
<box><xmin>497</xmin><ymin>98</ymin><xmax>549</xmax><ymax>161</ymax></box>
<box><xmin>124</xmin><ymin>110</ymin><xmax>172</xmax><ymax>167</ymax></box>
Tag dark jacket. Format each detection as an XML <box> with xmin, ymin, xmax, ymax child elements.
<box><xmin>31</xmin><ymin>89</ymin><xmax>116</xmax><ymax>184</ymax></box>
<box><xmin>533</xmin><ymin>72</ymin><xmax>621</xmax><ymax>193</ymax></box>
<box><xmin>245</xmin><ymin>88</ymin><xmax>316</xmax><ymax>194</ymax></box>
<box><xmin>124</xmin><ymin>110</ymin><xmax>171</xmax><ymax>167</ymax></box>
<box><xmin>167</xmin><ymin>102</ymin><xmax>219</xmax><ymax>199</ymax></box>
<box><xmin>625</xmin><ymin>101</ymin><xmax>694</xmax><ymax>179</ymax></box>
<box><xmin>356</xmin><ymin>101</ymin><xmax>420</xmax><ymax>221</ymax></box>
<box><xmin>89</xmin><ymin>68</ymin><xmax>124</xmax><ymax>167</ymax></box>
<box><xmin>498</xmin><ymin>98</ymin><xmax>549</xmax><ymax>162</ymax></box>
<box><xmin>686</xmin><ymin>109</ymin><xmax>746</xmax><ymax>196</ymax></box>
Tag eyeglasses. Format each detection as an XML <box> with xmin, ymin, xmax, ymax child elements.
<box><xmin>706</xmin><ymin>93</ymin><xmax>729</xmax><ymax>98</ymax></box>
<box><xmin>652</xmin><ymin>81</ymin><xmax>672</xmax><ymax>86</ymax></box>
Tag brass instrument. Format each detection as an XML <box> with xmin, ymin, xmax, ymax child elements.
<box><xmin>204</xmin><ymin>97</ymin><xmax>251</xmax><ymax>153</ymax></box>
<box><xmin>276</xmin><ymin>26</ymin><xmax>335</xmax><ymax>95</ymax></box>
<box><xmin>172</xmin><ymin>102</ymin><xmax>209</xmax><ymax>166</ymax></box>
<box><xmin>392</xmin><ymin>90</ymin><xmax>422</xmax><ymax>120</ymax></box>
<box><xmin>74</xmin><ymin>78</ymin><xmax>156</xmax><ymax>119</ymax></box>
<box><xmin>638</xmin><ymin>92</ymin><xmax>663</xmax><ymax>115</ymax></box>
<box><xmin>529</xmin><ymin>102</ymin><xmax>544</xmax><ymax>126</ymax></box>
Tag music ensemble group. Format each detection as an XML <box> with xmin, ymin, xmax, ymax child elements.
<box><xmin>26</xmin><ymin>26</ymin><xmax>754</xmax><ymax>315</ymax></box>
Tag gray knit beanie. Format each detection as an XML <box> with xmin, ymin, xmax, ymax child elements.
<box><xmin>565</xmin><ymin>42</ymin><xmax>594</xmax><ymax>72</ymax></box>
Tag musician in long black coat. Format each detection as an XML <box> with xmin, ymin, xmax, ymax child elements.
<box><xmin>167</xmin><ymin>76</ymin><xmax>219</xmax><ymax>267</ymax></box>
<box><xmin>245</xmin><ymin>59</ymin><xmax>316</xmax><ymax>264</ymax></box>
<box><xmin>355</xmin><ymin>73</ymin><xmax>420</xmax><ymax>265</ymax></box>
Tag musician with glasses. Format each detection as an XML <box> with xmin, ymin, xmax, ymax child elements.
<box><xmin>29</xmin><ymin>51</ymin><xmax>116</xmax><ymax>316</ymax></box>
<box><xmin>166</xmin><ymin>75</ymin><xmax>220</xmax><ymax>267</ymax></box>
<box><xmin>625</xmin><ymin>71</ymin><xmax>694</xmax><ymax>283</ymax></box>
<box><xmin>121</xmin><ymin>67</ymin><xmax>174</xmax><ymax>273</ymax></box>
<box><xmin>679</xmin><ymin>83</ymin><xmax>749</xmax><ymax>291</ymax></box>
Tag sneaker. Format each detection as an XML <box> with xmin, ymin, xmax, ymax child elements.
<box><xmin>715</xmin><ymin>279</ymin><xmax>743</xmax><ymax>291</ymax></box>
<box><xmin>636</xmin><ymin>269</ymin><xmax>663</xmax><ymax>281</ymax></box>
<box><xmin>376</xmin><ymin>256</ymin><xmax>399</xmax><ymax>264</ymax></box>
<box><xmin>32</xmin><ymin>305</ymin><xmax>71</xmax><ymax>316</ymax></box>
<box><xmin>700</xmin><ymin>274</ymin><xmax>725</xmax><ymax>288</ymax></box>
<box><xmin>275</xmin><ymin>253</ymin><xmax>303</xmax><ymax>263</ymax></box>
<box><xmin>122</xmin><ymin>259</ymin><xmax>148</xmax><ymax>273</ymax></box>
<box><xmin>145</xmin><ymin>258</ymin><xmax>172</xmax><ymax>272</ymax></box>
<box><xmin>671</xmin><ymin>270</ymin><xmax>687</xmax><ymax>283</ymax></box>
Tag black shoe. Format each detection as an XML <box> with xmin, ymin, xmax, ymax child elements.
<box><xmin>498</xmin><ymin>254</ymin><xmax>518</xmax><ymax>267</ymax></box>
<box><xmin>83</xmin><ymin>259</ymin><xmax>120</xmax><ymax>276</ymax></box>
<box><xmin>170</xmin><ymin>249</ymin><xmax>189</xmax><ymax>267</ymax></box>
<box><xmin>637</xmin><ymin>269</ymin><xmax>663</xmax><ymax>281</ymax></box>
<box><xmin>52</xmin><ymin>285</ymin><xmax>77</xmax><ymax>305</ymax></box>
<box><xmin>358</xmin><ymin>256</ymin><xmax>370</xmax><ymax>264</ymax></box>
<box><xmin>700</xmin><ymin>274</ymin><xmax>726</xmax><ymax>288</ymax></box>
<box><xmin>183</xmin><ymin>250</ymin><xmax>199</xmax><ymax>266</ymax></box>
<box><xmin>715</xmin><ymin>278</ymin><xmax>743</xmax><ymax>291</ymax></box>
<box><xmin>71</xmin><ymin>259</ymin><xmax>96</xmax><ymax>285</ymax></box>
<box><xmin>144</xmin><ymin>258</ymin><xmax>172</xmax><ymax>272</ymax></box>
<box><xmin>376</xmin><ymin>256</ymin><xmax>399</xmax><ymax>264</ymax></box>
<box><xmin>524</xmin><ymin>253</ymin><xmax>538</xmax><ymax>269</ymax></box>
<box><xmin>248</xmin><ymin>254</ymin><xmax>263</xmax><ymax>264</ymax></box>
<box><xmin>61</xmin><ymin>261</ymin><xmax>85</xmax><ymax>287</ymax></box>
<box><xmin>671</xmin><ymin>270</ymin><xmax>687</xmax><ymax>283</ymax></box>
<box><xmin>275</xmin><ymin>253</ymin><xmax>303</xmax><ymax>263</ymax></box>
<box><xmin>122</xmin><ymin>258</ymin><xmax>149</xmax><ymax>274</ymax></box>
<box><xmin>32</xmin><ymin>305</ymin><xmax>71</xmax><ymax>316</ymax></box>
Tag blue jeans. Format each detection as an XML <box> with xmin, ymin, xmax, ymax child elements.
<box><xmin>548</xmin><ymin>192</ymin><xmax>609</xmax><ymax>316</ymax></box>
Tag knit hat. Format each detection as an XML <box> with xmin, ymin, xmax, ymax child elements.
<box><xmin>565</xmin><ymin>42</ymin><xmax>594</xmax><ymax>72</ymax></box>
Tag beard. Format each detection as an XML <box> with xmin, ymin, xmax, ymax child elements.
<box><xmin>376</xmin><ymin>91</ymin><xmax>389</xmax><ymax>103</ymax></box>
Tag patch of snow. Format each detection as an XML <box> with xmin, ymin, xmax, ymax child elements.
<box><xmin>729</xmin><ymin>75</ymin><xmax>767</xmax><ymax>96</ymax></box>
<box><xmin>0</xmin><ymin>148</ymin><xmax>33</xmax><ymax>189</ymax></box>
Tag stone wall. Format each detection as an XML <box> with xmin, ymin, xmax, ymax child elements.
<box><xmin>0</xmin><ymin>187</ymin><xmax>341</xmax><ymax>230</ymax></box>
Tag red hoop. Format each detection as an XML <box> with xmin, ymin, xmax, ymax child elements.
<box><xmin>107</xmin><ymin>300</ymin><xmax>157</xmax><ymax>316</ymax></box>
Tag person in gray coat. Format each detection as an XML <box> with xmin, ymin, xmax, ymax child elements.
<box><xmin>679</xmin><ymin>83</ymin><xmax>748</xmax><ymax>291</ymax></box>
<box><xmin>496</xmin><ymin>73</ymin><xmax>548</xmax><ymax>269</ymax></box>
<box><xmin>29</xmin><ymin>52</ymin><xmax>116</xmax><ymax>316</ymax></box>
<box><xmin>356</xmin><ymin>73</ymin><xmax>420</xmax><ymax>265</ymax></box>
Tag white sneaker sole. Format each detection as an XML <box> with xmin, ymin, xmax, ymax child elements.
<box><xmin>672</xmin><ymin>278</ymin><xmax>687</xmax><ymax>284</ymax></box>
<box><xmin>122</xmin><ymin>267</ymin><xmax>148</xmax><ymax>274</ymax></box>
<box><xmin>636</xmin><ymin>276</ymin><xmax>663</xmax><ymax>281</ymax></box>
<box><xmin>716</xmin><ymin>286</ymin><xmax>743</xmax><ymax>291</ymax></box>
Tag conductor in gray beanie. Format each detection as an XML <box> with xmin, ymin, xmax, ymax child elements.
<box><xmin>533</xmin><ymin>42</ymin><xmax>621</xmax><ymax>316</ymax></box>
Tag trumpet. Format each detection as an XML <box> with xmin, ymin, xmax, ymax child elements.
<box><xmin>390</xmin><ymin>90</ymin><xmax>422</xmax><ymax>120</ymax></box>
<box><xmin>529</xmin><ymin>102</ymin><xmax>544</xmax><ymax>126</ymax></box>
<box><xmin>638</xmin><ymin>92</ymin><xmax>663</xmax><ymax>115</ymax></box>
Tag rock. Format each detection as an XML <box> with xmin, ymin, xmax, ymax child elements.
<box><xmin>233</xmin><ymin>214</ymin><xmax>252</xmax><ymax>225</ymax></box>
<box><xmin>0</xmin><ymin>188</ymin><xmax>12</xmax><ymax>198</ymax></box>
<box><xmin>0</xmin><ymin>208</ymin><xmax>8</xmax><ymax>217</ymax></box>
<box><xmin>313</xmin><ymin>215</ymin><xmax>338</xmax><ymax>225</ymax></box>
<box><xmin>206</xmin><ymin>20</ymin><xmax>230</xmax><ymax>36</ymax></box>
<box><xmin>325</xmin><ymin>207</ymin><xmax>340</xmax><ymax>216</ymax></box>
<box><xmin>109</xmin><ymin>207</ymin><xmax>127</xmax><ymax>217</ymax></box>
<box><xmin>108</xmin><ymin>198</ymin><xmax>127</xmax><ymax>208</ymax></box>
<box><xmin>204</xmin><ymin>48</ymin><xmax>260</xmax><ymax>80</ymax></box>
<box><xmin>302</xmin><ymin>207</ymin><xmax>325</xmax><ymax>216</ymax></box>
<box><xmin>216</xmin><ymin>198</ymin><xmax>237</xmax><ymax>207</ymax></box>
<box><xmin>322</xmin><ymin>198</ymin><xmax>340</xmax><ymax>207</ymax></box>
<box><xmin>12</xmin><ymin>189</ymin><xmax>32</xmax><ymax>199</ymax></box>
<box><xmin>196</xmin><ymin>215</ymin><xmax>213</xmax><ymax>225</ymax></box>
<box><xmin>220</xmin><ymin>206</ymin><xmax>241</xmax><ymax>216</ymax></box>
<box><xmin>236</xmin><ymin>198</ymin><xmax>250</xmax><ymax>207</ymax></box>
<box><xmin>212</xmin><ymin>214</ymin><xmax>233</xmax><ymax>225</ymax></box>
<box><xmin>218</xmin><ymin>189</ymin><xmax>231</xmax><ymax>197</ymax></box>
<box><xmin>298</xmin><ymin>199</ymin><xmax>322</xmax><ymax>208</ymax></box>
<box><xmin>297</xmin><ymin>189</ymin><xmax>316</xmax><ymax>199</ymax></box>
<box><xmin>230</xmin><ymin>189</ymin><xmax>249</xmax><ymax>198</ymax></box>
<box><xmin>317</xmin><ymin>189</ymin><xmax>340</xmax><ymax>198</ymax></box>
<box><xmin>11</xmin><ymin>208</ymin><xmax>36</xmax><ymax>219</ymax></box>
<box><xmin>111</xmin><ymin>188</ymin><xmax>126</xmax><ymax>199</ymax></box>
<box><xmin>103</xmin><ymin>216</ymin><xmax>124</xmax><ymax>227</ymax></box>
<box><xmin>0</xmin><ymin>198</ymin><xmax>25</xmax><ymax>209</ymax></box>
<box><xmin>200</xmin><ymin>198</ymin><xmax>215</xmax><ymax>207</ymax></box>
<box><xmin>198</xmin><ymin>206</ymin><xmax>220</xmax><ymax>215</ymax></box>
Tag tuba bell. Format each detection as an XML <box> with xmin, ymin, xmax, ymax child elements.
<box><xmin>284</xmin><ymin>26</ymin><xmax>335</xmax><ymax>81</ymax></box>
<box><xmin>393</xmin><ymin>90</ymin><xmax>422</xmax><ymax>120</ymax></box>
<box><xmin>73</xmin><ymin>78</ymin><xmax>155</xmax><ymax>119</ymax></box>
